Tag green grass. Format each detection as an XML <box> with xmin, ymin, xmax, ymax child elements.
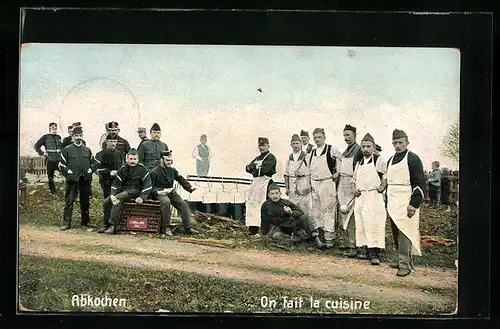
<box><xmin>19</xmin><ymin>180</ymin><xmax>458</xmax><ymax>268</ymax></box>
<box><xmin>18</xmin><ymin>255</ymin><xmax>454</xmax><ymax>314</ymax></box>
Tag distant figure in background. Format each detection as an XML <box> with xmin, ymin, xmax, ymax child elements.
<box><xmin>440</xmin><ymin>168</ymin><xmax>453</xmax><ymax>212</ymax></box>
<box><xmin>449</xmin><ymin>171</ymin><xmax>459</xmax><ymax>209</ymax></box>
<box><xmin>284</xmin><ymin>134</ymin><xmax>312</xmax><ymax>230</ymax></box>
<box><xmin>149</xmin><ymin>151</ymin><xmax>199</xmax><ymax>237</ymax></box>
<box><xmin>95</xmin><ymin>134</ymin><xmax>125</xmax><ymax>233</ymax></box>
<box><xmin>61</xmin><ymin>125</ymin><xmax>74</xmax><ymax>149</ymax></box>
<box><xmin>98</xmin><ymin>123</ymin><xmax>111</xmax><ymax>149</ymax></box>
<box><xmin>138</xmin><ymin>123</ymin><xmax>169</xmax><ymax>170</ymax></box>
<box><xmin>58</xmin><ymin>126</ymin><xmax>99</xmax><ymax>230</ymax></box>
<box><xmin>427</xmin><ymin>161</ymin><xmax>442</xmax><ymax>207</ymax></box>
<box><xmin>245</xmin><ymin>137</ymin><xmax>277</xmax><ymax>236</ymax></box>
<box><xmin>300</xmin><ymin>130</ymin><xmax>315</xmax><ymax>154</ymax></box>
<box><xmin>137</xmin><ymin>127</ymin><xmax>148</xmax><ymax>149</ymax></box>
<box><xmin>101</xmin><ymin>121</ymin><xmax>131</xmax><ymax>156</ymax></box>
<box><xmin>34</xmin><ymin>122</ymin><xmax>63</xmax><ymax>194</ymax></box>
<box><xmin>374</xmin><ymin>144</ymin><xmax>382</xmax><ymax>156</ymax></box>
<box><xmin>192</xmin><ymin>134</ymin><xmax>212</xmax><ymax>176</ymax></box>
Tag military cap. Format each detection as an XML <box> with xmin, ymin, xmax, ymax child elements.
<box><xmin>160</xmin><ymin>150</ymin><xmax>173</xmax><ymax>159</ymax></box>
<box><xmin>151</xmin><ymin>123</ymin><xmax>161</xmax><ymax>131</ymax></box>
<box><xmin>291</xmin><ymin>134</ymin><xmax>301</xmax><ymax>142</ymax></box>
<box><xmin>375</xmin><ymin>144</ymin><xmax>382</xmax><ymax>152</ymax></box>
<box><xmin>313</xmin><ymin>128</ymin><xmax>325</xmax><ymax>135</ymax></box>
<box><xmin>258</xmin><ymin>137</ymin><xmax>269</xmax><ymax>145</ymax></box>
<box><xmin>72</xmin><ymin>122</ymin><xmax>82</xmax><ymax>127</ymax></box>
<box><xmin>105</xmin><ymin>133</ymin><xmax>117</xmax><ymax>140</ymax></box>
<box><xmin>200</xmin><ymin>134</ymin><xmax>207</xmax><ymax>140</ymax></box>
<box><xmin>72</xmin><ymin>126</ymin><xmax>83</xmax><ymax>135</ymax></box>
<box><xmin>392</xmin><ymin>129</ymin><xmax>408</xmax><ymax>139</ymax></box>
<box><xmin>127</xmin><ymin>148</ymin><xmax>139</xmax><ymax>155</ymax></box>
<box><xmin>361</xmin><ymin>133</ymin><xmax>375</xmax><ymax>144</ymax></box>
<box><xmin>137</xmin><ymin>127</ymin><xmax>147</xmax><ymax>133</ymax></box>
<box><xmin>343</xmin><ymin>124</ymin><xmax>357</xmax><ymax>133</ymax></box>
<box><xmin>268</xmin><ymin>183</ymin><xmax>281</xmax><ymax>192</ymax></box>
<box><xmin>107</xmin><ymin>121</ymin><xmax>119</xmax><ymax>129</ymax></box>
<box><xmin>49</xmin><ymin>122</ymin><xmax>57</xmax><ymax>128</ymax></box>
<box><xmin>300</xmin><ymin>130</ymin><xmax>309</xmax><ymax>137</ymax></box>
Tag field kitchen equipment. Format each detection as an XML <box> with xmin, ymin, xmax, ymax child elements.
<box><xmin>118</xmin><ymin>199</ymin><xmax>161</xmax><ymax>233</ymax></box>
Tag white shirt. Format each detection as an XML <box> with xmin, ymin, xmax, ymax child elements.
<box><xmin>292</xmin><ymin>151</ymin><xmax>301</xmax><ymax>162</ymax></box>
<box><xmin>301</xmin><ymin>144</ymin><xmax>309</xmax><ymax>152</ymax></box>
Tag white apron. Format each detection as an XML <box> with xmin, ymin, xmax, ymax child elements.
<box><xmin>309</xmin><ymin>147</ymin><xmax>337</xmax><ymax>236</ymax></box>
<box><xmin>338</xmin><ymin>155</ymin><xmax>356</xmax><ymax>230</ymax></box>
<box><xmin>353</xmin><ymin>157</ymin><xmax>386</xmax><ymax>248</ymax></box>
<box><xmin>245</xmin><ymin>153</ymin><xmax>272</xmax><ymax>227</ymax></box>
<box><xmin>285</xmin><ymin>154</ymin><xmax>311</xmax><ymax>217</ymax></box>
<box><xmin>386</xmin><ymin>152</ymin><xmax>422</xmax><ymax>256</ymax></box>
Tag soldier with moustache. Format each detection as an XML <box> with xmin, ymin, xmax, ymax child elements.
<box><xmin>138</xmin><ymin>123</ymin><xmax>169</xmax><ymax>170</ymax></box>
<box><xmin>284</xmin><ymin>134</ymin><xmax>313</xmax><ymax>231</ymax></box>
<box><xmin>58</xmin><ymin>126</ymin><xmax>99</xmax><ymax>230</ymax></box>
<box><xmin>337</xmin><ymin>124</ymin><xmax>364</xmax><ymax>258</ymax></box>
<box><xmin>61</xmin><ymin>122</ymin><xmax>87</xmax><ymax>149</ymax></box>
<box><xmin>245</xmin><ymin>137</ymin><xmax>277</xmax><ymax>236</ymax></box>
<box><xmin>95</xmin><ymin>134</ymin><xmax>125</xmax><ymax>233</ymax></box>
<box><xmin>34</xmin><ymin>122</ymin><xmax>63</xmax><ymax>194</ymax></box>
<box><xmin>300</xmin><ymin>130</ymin><xmax>315</xmax><ymax>154</ymax></box>
<box><xmin>149</xmin><ymin>151</ymin><xmax>200</xmax><ymax>237</ymax></box>
<box><xmin>384</xmin><ymin>129</ymin><xmax>426</xmax><ymax>277</ymax></box>
<box><xmin>100</xmin><ymin>122</ymin><xmax>131</xmax><ymax>156</ymax></box>
<box><xmin>102</xmin><ymin>148</ymin><xmax>153</xmax><ymax>234</ymax></box>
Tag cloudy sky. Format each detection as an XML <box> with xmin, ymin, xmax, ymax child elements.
<box><xmin>20</xmin><ymin>44</ymin><xmax>460</xmax><ymax>180</ymax></box>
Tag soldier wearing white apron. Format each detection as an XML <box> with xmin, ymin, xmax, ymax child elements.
<box><xmin>300</xmin><ymin>130</ymin><xmax>315</xmax><ymax>154</ymax></box>
<box><xmin>385</xmin><ymin>129</ymin><xmax>426</xmax><ymax>277</ymax></box>
<box><xmin>284</xmin><ymin>134</ymin><xmax>312</xmax><ymax>230</ymax></box>
<box><xmin>353</xmin><ymin>133</ymin><xmax>387</xmax><ymax>265</ymax></box>
<box><xmin>308</xmin><ymin>128</ymin><xmax>341</xmax><ymax>248</ymax></box>
<box><xmin>245</xmin><ymin>137</ymin><xmax>277</xmax><ymax>235</ymax></box>
<box><xmin>337</xmin><ymin>124</ymin><xmax>364</xmax><ymax>257</ymax></box>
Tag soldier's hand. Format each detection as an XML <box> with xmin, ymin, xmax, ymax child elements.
<box><xmin>283</xmin><ymin>206</ymin><xmax>292</xmax><ymax>214</ymax></box>
<box><xmin>87</xmin><ymin>168</ymin><xmax>92</xmax><ymax>174</ymax></box>
<box><xmin>67</xmin><ymin>169</ymin><xmax>73</xmax><ymax>174</ymax></box>
<box><xmin>354</xmin><ymin>189</ymin><xmax>362</xmax><ymax>197</ymax></box>
<box><xmin>135</xmin><ymin>197</ymin><xmax>144</xmax><ymax>204</ymax></box>
<box><xmin>407</xmin><ymin>205</ymin><xmax>417</xmax><ymax>218</ymax></box>
<box><xmin>190</xmin><ymin>188</ymin><xmax>196</xmax><ymax>193</ymax></box>
<box><xmin>110</xmin><ymin>170</ymin><xmax>117</xmax><ymax>176</ymax></box>
<box><xmin>110</xmin><ymin>195</ymin><xmax>120</xmax><ymax>205</ymax></box>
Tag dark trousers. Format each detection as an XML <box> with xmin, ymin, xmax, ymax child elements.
<box><xmin>46</xmin><ymin>160</ymin><xmax>59</xmax><ymax>194</ymax></box>
<box><xmin>99</xmin><ymin>178</ymin><xmax>113</xmax><ymax>226</ymax></box>
<box><xmin>105</xmin><ymin>191</ymin><xmax>134</xmax><ymax>226</ymax></box>
<box><xmin>428</xmin><ymin>184</ymin><xmax>440</xmax><ymax>206</ymax></box>
<box><xmin>63</xmin><ymin>176</ymin><xmax>91</xmax><ymax>226</ymax></box>
<box><xmin>155</xmin><ymin>191</ymin><xmax>192</xmax><ymax>233</ymax></box>
<box><xmin>263</xmin><ymin>214</ymin><xmax>310</xmax><ymax>235</ymax></box>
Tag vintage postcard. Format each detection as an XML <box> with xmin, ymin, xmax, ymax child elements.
<box><xmin>18</xmin><ymin>43</ymin><xmax>459</xmax><ymax>315</ymax></box>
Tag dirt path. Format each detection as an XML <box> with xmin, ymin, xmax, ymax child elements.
<box><xmin>19</xmin><ymin>225</ymin><xmax>457</xmax><ymax>310</ymax></box>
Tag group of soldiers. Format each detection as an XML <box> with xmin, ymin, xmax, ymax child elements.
<box><xmin>34</xmin><ymin>121</ymin><xmax>199</xmax><ymax>237</ymax></box>
<box><xmin>244</xmin><ymin>125</ymin><xmax>426</xmax><ymax>277</ymax></box>
<box><xmin>33</xmin><ymin>121</ymin><xmax>426</xmax><ymax>277</ymax></box>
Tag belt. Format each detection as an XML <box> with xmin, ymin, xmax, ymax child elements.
<box><xmin>45</xmin><ymin>149</ymin><xmax>60</xmax><ymax>152</ymax></box>
<box><xmin>311</xmin><ymin>176</ymin><xmax>332</xmax><ymax>181</ymax></box>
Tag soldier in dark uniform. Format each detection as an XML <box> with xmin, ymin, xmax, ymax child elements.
<box><xmin>58</xmin><ymin>126</ymin><xmax>99</xmax><ymax>230</ymax></box>
<box><xmin>34</xmin><ymin>122</ymin><xmax>63</xmax><ymax>194</ymax></box>
<box><xmin>138</xmin><ymin>123</ymin><xmax>169</xmax><ymax>170</ymax></box>
<box><xmin>300</xmin><ymin>130</ymin><xmax>315</xmax><ymax>154</ymax></box>
<box><xmin>103</xmin><ymin>149</ymin><xmax>153</xmax><ymax>234</ymax></box>
<box><xmin>137</xmin><ymin>127</ymin><xmax>148</xmax><ymax>149</ymax></box>
<box><xmin>149</xmin><ymin>151</ymin><xmax>200</xmax><ymax>237</ymax></box>
<box><xmin>100</xmin><ymin>121</ymin><xmax>131</xmax><ymax>156</ymax></box>
<box><xmin>98</xmin><ymin>123</ymin><xmax>111</xmax><ymax>148</ymax></box>
<box><xmin>260</xmin><ymin>183</ymin><xmax>310</xmax><ymax>243</ymax></box>
<box><xmin>95</xmin><ymin>134</ymin><xmax>125</xmax><ymax>233</ymax></box>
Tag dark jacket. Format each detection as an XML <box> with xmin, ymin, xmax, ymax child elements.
<box><xmin>111</xmin><ymin>163</ymin><xmax>152</xmax><ymax>200</ymax></box>
<box><xmin>95</xmin><ymin>149</ymin><xmax>124</xmax><ymax>182</ymax></box>
<box><xmin>245</xmin><ymin>151</ymin><xmax>277</xmax><ymax>177</ymax></box>
<box><xmin>138</xmin><ymin>139</ymin><xmax>169</xmax><ymax>170</ymax></box>
<box><xmin>62</xmin><ymin>136</ymin><xmax>86</xmax><ymax>149</ymax></box>
<box><xmin>137</xmin><ymin>137</ymin><xmax>149</xmax><ymax>150</ymax></box>
<box><xmin>260</xmin><ymin>198</ymin><xmax>304</xmax><ymax>235</ymax></box>
<box><xmin>101</xmin><ymin>135</ymin><xmax>131</xmax><ymax>155</ymax></box>
<box><xmin>58</xmin><ymin>144</ymin><xmax>99</xmax><ymax>183</ymax></box>
<box><xmin>34</xmin><ymin>134</ymin><xmax>63</xmax><ymax>162</ymax></box>
<box><xmin>149</xmin><ymin>165</ymin><xmax>194</xmax><ymax>198</ymax></box>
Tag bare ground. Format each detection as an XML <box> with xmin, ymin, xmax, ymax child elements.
<box><xmin>19</xmin><ymin>225</ymin><xmax>458</xmax><ymax>312</ymax></box>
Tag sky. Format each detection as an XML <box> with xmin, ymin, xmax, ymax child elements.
<box><xmin>20</xmin><ymin>43</ymin><xmax>460</xmax><ymax>181</ymax></box>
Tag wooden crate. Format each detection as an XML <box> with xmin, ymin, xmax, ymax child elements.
<box><xmin>118</xmin><ymin>200</ymin><xmax>161</xmax><ymax>233</ymax></box>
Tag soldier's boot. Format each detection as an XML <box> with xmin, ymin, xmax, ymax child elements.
<box><xmin>345</xmin><ymin>248</ymin><xmax>358</xmax><ymax>258</ymax></box>
<box><xmin>368</xmin><ymin>248</ymin><xmax>380</xmax><ymax>265</ymax></box>
<box><xmin>185</xmin><ymin>227</ymin><xmax>199</xmax><ymax>235</ymax></box>
<box><xmin>291</xmin><ymin>229</ymin><xmax>309</xmax><ymax>243</ymax></box>
<box><xmin>356</xmin><ymin>246</ymin><xmax>368</xmax><ymax>259</ymax></box>
<box><xmin>60</xmin><ymin>219</ymin><xmax>71</xmax><ymax>231</ymax></box>
<box><xmin>104</xmin><ymin>225</ymin><xmax>116</xmax><ymax>234</ymax></box>
<box><xmin>311</xmin><ymin>230</ymin><xmax>325</xmax><ymax>249</ymax></box>
<box><xmin>161</xmin><ymin>228</ymin><xmax>174</xmax><ymax>238</ymax></box>
<box><xmin>388</xmin><ymin>262</ymin><xmax>399</xmax><ymax>269</ymax></box>
<box><xmin>325</xmin><ymin>239</ymin><xmax>334</xmax><ymax>249</ymax></box>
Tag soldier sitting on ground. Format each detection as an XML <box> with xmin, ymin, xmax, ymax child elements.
<box><xmin>260</xmin><ymin>183</ymin><xmax>311</xmax><ymax>243</ymax></box>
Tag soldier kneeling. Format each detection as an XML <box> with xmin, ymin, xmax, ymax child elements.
<box><xmin>260</xmin><ymin>183</ymin><xmax>311</xmax><ymax>243</ymax></box>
